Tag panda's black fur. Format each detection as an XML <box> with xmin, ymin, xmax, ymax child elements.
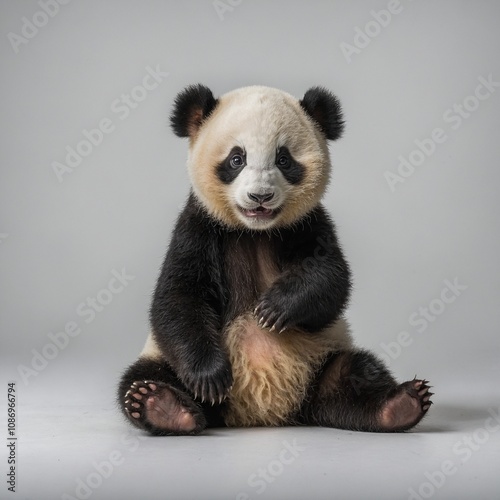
<box><xmin>300</xmin><ymin>86</ymin><xmax>345</xmax><ymax>141</ymax></box>
<box><xmin>118</xmin><ymin>84</ymin><xmax>433</xmax><ymax>435</ymax></box>
<box><xmin>170</xmin><ymin>84</ymin><xmax>218</xmax><ymax>138</ymax></box>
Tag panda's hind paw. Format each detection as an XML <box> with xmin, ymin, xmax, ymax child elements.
<box><xmin>378</xmin><ymin>378</ymin><xmax>434</xmax><ymax>432</ymax></box>
<box><xmin>123</xmin><ymin>380</ymin><xmax>206</xmax><ymax>435</ymax></box>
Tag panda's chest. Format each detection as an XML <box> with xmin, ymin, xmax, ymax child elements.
<box><xmin>221</xmin><ymin>233</ymin><xmax>308</xmax><ymax>426</ymax></box>
<box><xmin>222</xmin><ymin>232</ymin><xmax>281</xmax><ymax>318</ymax></box>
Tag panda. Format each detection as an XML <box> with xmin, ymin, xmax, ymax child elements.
<box><xmin>118</xmin><ymin>84</ymin><xmax>433</xmax><ymax>435</ymax></box>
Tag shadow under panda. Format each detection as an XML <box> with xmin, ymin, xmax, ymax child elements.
<box><xmin>118</xmin><ymin>84</ymin><xmax>433</xmax><ymax>435</ymax></box>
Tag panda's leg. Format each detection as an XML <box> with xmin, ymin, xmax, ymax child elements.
<box><xmin>118</xmin><ymin>356</ymin><xmax>211</xmax><ymax>436</ymax></box>
<box><xmin>119</xmin><ymin>330</ymin><xmax>228</xmax><ymax>435</ymax></box>
<box><xmin>300</xmin><ymin>349</ymin><xmax>433</xmax><ymax>432</ymax></box>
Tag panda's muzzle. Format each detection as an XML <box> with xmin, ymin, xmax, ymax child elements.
<box><xmin>247</xmin><ymin>192</ymin><xmax>274</xmax><ymax>204</ymax></box>
<box><xmin>236</xmin><ymin>192</ymin><xmax>279</xmax><ymax>219</ymax></box>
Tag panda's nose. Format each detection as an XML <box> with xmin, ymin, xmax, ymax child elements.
<box><xmin>247</xmin><ymin>192</ymin><xmax>274</xmax><ymax>204</ymax></box>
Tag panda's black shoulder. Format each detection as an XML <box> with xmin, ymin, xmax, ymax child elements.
<box><xmin>306</xmin><ymin>204</ymin><xmax>336</xmax><ymax>229</ymax></box>
<box><xmin>174</xmin><ymin>192</ymin><xmax>220</xmax><ymax>233</ymax></box>
<box><xmin>283</xmin><ymin>204</ymin><xmax>336</xmax><ymax>238</ymax></box>
<box><xmin>276</xmin><ymin>204</ymin><xmax>343</xmax><ymax>259</ymax></box>
<box><xmin>167</xmin><ymin>192</ymin><xmax>223</xmax><ymax>261</ymax></box>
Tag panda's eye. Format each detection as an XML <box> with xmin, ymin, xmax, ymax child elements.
<box><xmin>230</xmin><ymin>154</ymin><xmax>245</xmax><ymax>168</ymax></box>
<box><xmin>276</xmin><ymin>153</ymin><xmax>291</xmax><ymax>169</ymax></box>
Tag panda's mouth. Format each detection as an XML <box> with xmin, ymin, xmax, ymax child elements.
<box><xmin>238</xmin><ymin>206</ymin><xmax>279</xmax><ymax>219</ymax></box>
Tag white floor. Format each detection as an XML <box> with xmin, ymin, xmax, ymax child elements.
<box><xmin>11</xmin><ymin>388</ymin><xmax>500</xmax><ymax>500</ymax></box>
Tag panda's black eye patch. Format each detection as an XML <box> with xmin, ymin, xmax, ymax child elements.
<box><xmin>217</xmin><ymin>146</ymin><xmax>246</xmax><ymax>184</ymax></box>
<box><xmin>275</xmin><ymin>146</ymin><xmax>304</xmax><ymax>185</ymax></box>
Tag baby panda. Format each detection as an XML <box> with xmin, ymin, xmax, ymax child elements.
<box><xmin>118</xmin><ymin>84</ymin><xmax>433</xmax><ymax>435</ymax></box>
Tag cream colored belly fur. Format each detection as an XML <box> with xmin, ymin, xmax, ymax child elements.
<box><xmin>223</xmin><ymin>314</ymin><xmax>352</xmax><ymax>426</ymax></box>
<box><xmin>139</xmin><ymin>318</ymin><xmax>352</xmax><ymax>427</ymax></box>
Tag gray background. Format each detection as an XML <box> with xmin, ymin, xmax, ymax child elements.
<box><xmin>1</xmin><ymin>1</ymin><xmax>499</xmax><ymax>499</ymax></box>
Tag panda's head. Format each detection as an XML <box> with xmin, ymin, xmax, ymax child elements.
<box><xmin>170</xmin><ymin>84</ymin><xmax>344</xmax><ymax>230</ymax></box>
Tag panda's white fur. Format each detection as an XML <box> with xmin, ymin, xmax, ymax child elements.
<box><xmin>120</xmin><ymin>84</ymin><xmax>433</xmax><ymax>435</ymax></box>
<box><xmin>140</xmin><ymin>319</ymin><xmax>352</xmax><ymax>427</ymax></box>
<box><xmin>224</xmin><ymin>316</ymin><xmax>352</xmax><ymax>426</ymax></box>
<box><xmin>139</xmin><ymin>332</ymin><xmax>162</xmax><ymax>360</ymax></box>
<box><xmin>136</xmin><ymin>85</ymin><xmax>352</xmax><ymax>425</ymax></box>
<box><xmin>187</xmin><ymin>86</ymin><xmax>331</xmax><ymax>230</ymax></box>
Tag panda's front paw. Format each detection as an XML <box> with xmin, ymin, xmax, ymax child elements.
<box><xmin>181</xmin><ymin>353</ymin><xmax>233</xmax><ymax>405</ymax></box>
<box><xmin>254</xmin><ymin>297</ymin><xmax>291</xmax><ymax>334</ymax></box>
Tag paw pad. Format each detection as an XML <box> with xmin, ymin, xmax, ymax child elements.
<box><xmin>379</xmin><ymin>378</ymin><xmax>434</xmax><ymax>432</ymax></box>
<box><xmin>124</xmin><ymin>381</ymin><xmax>158</xmax><ymax>421</ymax></box>
<box><xmin>122</xmin><ymin>380</ymin><xmax>205</xmax><ymax>435</ymax></box>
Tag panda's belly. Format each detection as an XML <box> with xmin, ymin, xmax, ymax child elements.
<box><xmin>223</xmin><ymin>313</ymin><xmax>351</xmax><ymax>426</ymax></box>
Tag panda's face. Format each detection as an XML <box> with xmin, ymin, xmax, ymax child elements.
<box><xmin>172</xmin><ymin>85</ymin><xmax>343</xmax><ymax>230</ymax></box>
<box><xmin>213</xmin><ymin>142</ymin><xmax>291</xmax><ymax>230</ymax></box>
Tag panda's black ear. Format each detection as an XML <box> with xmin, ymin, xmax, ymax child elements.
<box><xmin>300</xmin><ymin>87</ymin><xmax>344</xmax><ymax>141</ymax></box>
<box><xmin>170</xmin><ymin>84</ymin><xmax>218</xmax><ymax>138</ymax></box>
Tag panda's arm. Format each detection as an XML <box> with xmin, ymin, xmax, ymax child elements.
<box><xmin>255</xmin><ymin>206</ymin><xmax>351</xmax><ymax>333</ymax></box>
<box><xmin>149</xmin><ymin>204</ymin><xmax>232</xmax><ymax>404</ymax></box>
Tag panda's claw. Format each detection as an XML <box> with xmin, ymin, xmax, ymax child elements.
<box><xmin>254</xmin><ymin>296</ymin><xmax>291</xmax><ymax>333</ymax></box>
<box><xmin>122</xmin><ymin>380</ymin><xmax>208</xmax><ymax>434</ymax></box>
<box><xmin>181</xmin><ymin>353</ymin><xmax>233</xmax><ymax>407</ymax></box>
